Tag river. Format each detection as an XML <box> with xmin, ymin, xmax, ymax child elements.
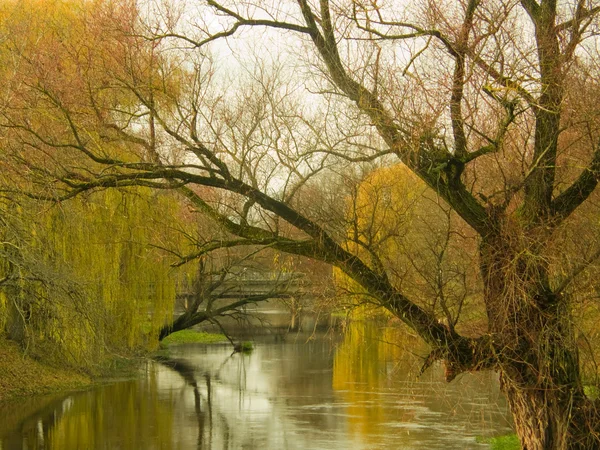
<box><xmin>0</xmin><ymin>321</ymin><xmax>513</xmax><ymax>449</ymax></box>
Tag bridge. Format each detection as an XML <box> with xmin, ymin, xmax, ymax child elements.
<box><xmin>175</xmin><ymin>271</ymin><xmax>308</xmax><ymax>302</ymax></box>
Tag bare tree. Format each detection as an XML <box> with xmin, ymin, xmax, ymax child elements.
<box><xmin>160</xmin><ymin>251</ymin><xmax>305</xmax><ymax>342</ymax></box>
<box><xmin>4</xmin><ymin>0</ymin><xmax>600</xmax><ymax>447</ymax></box>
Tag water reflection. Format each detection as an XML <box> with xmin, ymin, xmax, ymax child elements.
<box><xmin>0</xmin><ymin>322</ymin><xmax>513</xmax><ymax>449</ymax></box>
<box><xmin>333</xmin><ymin>322</ymin><xmax>512</xmax><ymax>448</ymax></box>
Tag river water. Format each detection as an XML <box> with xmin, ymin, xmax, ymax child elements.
<box><xmin>0</xmin><ymin>322</ymin><xmax>513</xmax><ymax>449</ymax></box>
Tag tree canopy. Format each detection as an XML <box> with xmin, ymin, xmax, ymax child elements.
<box><xmin>2</xmin><ymin>0</ymin><xmax>600</xmax><ymax>448</ymax></box>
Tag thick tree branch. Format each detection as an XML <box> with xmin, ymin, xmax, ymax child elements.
<box><xmin>462</xmin><ymin>91</ymin><xmax>519</xmax><ymax>164</ymax></box>
<box><xmin>556</xmin><ymin>5</ymin><xmax>600</xmax><ymax>32</ymax></box>
<box><xmin>521</xmin><ymin>0</ymin><xmax>540</xmax><ymax>19</ymax></box>
<box><xmin>158</xmin><ymin>293</ymin><xmax>277</xmax><ymax>340</ymax></box>
<box><xmin>521</xmin><ymin>0</ymin><xmax>563</xmax><ymax>221</ymax></box>
<box><xmin>200</xmin><ymin>1</ymin><xmax>491</xmax><ymax>236</ymax></box>
<box><xmin>551</xmin><ymin>140</ymin><xmax>600</xmax><ymax>221</ymax></box>
<box><xmin>149</xmin><ymin>2</ymin><xmax>313</xmax><ymax>50</ymax></box>
<box><xmin>177</xmin><ymin>181</ymin><xmax>478</xmax><ymax>350</ymax></box>
<box><xmin>349</xmin><ymin>3</ymin><xmax>537</xmax><ymax>110</ymax></box>
<box><xmin>450</xmin><ymin>0</ymin><xmax>479</xmax><ymax>159</ymax></box>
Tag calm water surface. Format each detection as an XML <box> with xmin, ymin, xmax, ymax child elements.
<box><xmin>0</xmin><ymin>323</ymin><xmax>513</xmax><ymax>449</ymax></box>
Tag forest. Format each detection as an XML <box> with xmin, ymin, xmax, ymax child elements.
<box><xmin>1</xmin><ymin>0</ymin><xmax>600</xmax><ymax>449</ymax></box>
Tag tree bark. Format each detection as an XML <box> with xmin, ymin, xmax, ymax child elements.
<box><xmin>480</xmin><ymin>233</ymin><xmax>600</xmax><ymax>449</ymax></box>
<box><xmin>158</xmin><ymin>310</ymin><xmax>208</xmax><ymax>341</ymax></box>
<box><xmin>501</xmin><ymin>373</ymin><xmax>599</xmax><ymax>450</ymax></box>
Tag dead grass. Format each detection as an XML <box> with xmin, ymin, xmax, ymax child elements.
<box><xmin>0</xmin><ymin>337</ymin><xmax>90</xmax><ymax>402</ymax></box>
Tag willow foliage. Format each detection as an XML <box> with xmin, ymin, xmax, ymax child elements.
<box><xmin>0</xmin><ymin>0</ymin><xmax>195</xmax><ymax>368</ymax></box>
<box><xmin>0</xmin><ymin>187</ymin><xmax>193</xmax><ymax>368</ymax></box>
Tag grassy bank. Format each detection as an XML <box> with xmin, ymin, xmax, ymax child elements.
<box><xmin>477</xmin><ymin>433</ymin><xmax>520</xmax><ymax>450</ymax></box>
<box><xmin>160</xmin><ymin>330</ymin><xmax>229</xmax><ymax>346</ymax></box>
<box><xmin>0</xmin><ymin>330</ymin><xmax>230</xmax><ymax>402</ymax></box>
<box><xmin>0</xmin><ymin>338</ymin><xmax>91</xmax><ymax>401</ymax></box>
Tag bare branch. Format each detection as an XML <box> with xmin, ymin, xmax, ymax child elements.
<box><xmin>554</xmin><ymin>247</ymin><xmax>600</xmax><ymax>295</ymax></box>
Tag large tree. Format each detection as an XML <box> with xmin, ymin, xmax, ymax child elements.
<box><xmin>3</xmin><ymin>0</ymin><xmax>600</xmax><ymax>448</ymax></box>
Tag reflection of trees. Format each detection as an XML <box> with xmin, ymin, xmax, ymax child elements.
<box><xmin>0</xmin><ymin>368</ymin><xmax>181</xmax><ymax>449</ymax></box>
<box><xmin>165</xmin><ymin>342</ymin><xmax>353</xmax><ymax>446</ymax></box>
<box><xmin>0</xmin><ymin>394</ymin><xmax>70</xmax><ymax>450</ymax></box>
<box><xmin>48</xmin><ymin>375</ymin><xmax>179</xmax><ymax>449</ymax></box>
<box><xmin>155</xmin><ymin>355</ymin><xmax>215</xmax><ymax>449</ymax></box>
<box><xmin>157</xmin><ymin>352</ymin><xmax>270</xmax><ymax>449</ymax></box>
<box><xmin>260</xmin><ymin>340</ymin><xmax>338</xmax><ymax>401</ymax></box>
<box><xmin>2</xmin><ymin>336</ymin><xmax>512</xmax><ymax>449</ymax></box>
<box><xmin>332</xmin><ymin>321</ymin><xmax>511</xmax><ymax>447</ymax></box>
<box><xmin>333</xmin><ymin>321</ymin><xmax>417</xmax><ymax>443</ymax></box>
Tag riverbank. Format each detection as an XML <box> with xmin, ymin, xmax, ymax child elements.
<box><xmin>0</xmin><ymin>330</ymin><xmax>230</xmax><ymax>402</ymax></box>
<box><xmin>0</xmin><ymin>338</ymin><xmax>90</xmax><ymax>401</ymax></box>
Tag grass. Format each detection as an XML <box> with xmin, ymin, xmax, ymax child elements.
<box><xmin>160</xmin><ymin>330</ymin><xmax>228</xmax><ymax>346</ymax></box>
<box><xmin>330</xmin><ymin>310</ymin><xmax>350</xmax><ymax>318</ymax></box>
<box><xmin>476</xmin><ymin>433</ymin><xmax>520</xmax><ymax>450</ymax></box>
<box><xmin>0</xmin><ymin>329</ymin><xmax>232</xmax><ymax>401</ymax></box>
<box><xmin>0</xmin><ymin>337</ymin><xmax>91</xmax><ymax>401</ymax></box>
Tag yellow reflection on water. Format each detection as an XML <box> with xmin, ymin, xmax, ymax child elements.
<box><xmin>333</xmin><ymin>321</ymin><xmax>421</xmax><ymax>446</ymax></box>
<box><xmin>40</xmin><ymin>367</ymin><xmax>183</xmax><ymax>450</ymax></box>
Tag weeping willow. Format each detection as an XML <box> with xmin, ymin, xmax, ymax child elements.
<box><xmin>0</xmin><ymin>0</ymin><xmax>197</xmax><ymax>367</ymax></box>
<box><xmin>0</xmin><ymin>187</ymin><xmax>194</xmax><ymax>369</ymax></box>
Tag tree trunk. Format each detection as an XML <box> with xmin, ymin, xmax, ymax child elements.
<box><xmin>158</xmin><ymin>310</ymin><xmax>207</xmax><ymax>341</ymax></box>
<box><xmin>501</xmin><ymin>373</ymin><xmax>598</xmax><ymax>450</ymax></box>
<box><xmin>497</xmin><ymin>323</ymin><xmax>597</xmax><ymax>450</ymax></box>
<box><xmin>5</xmin><ymin>285</ymin><xmax>28</xmax><ymax>346</ymax></box>
<box><xmin>288</xmin><ymin>297</ymin><xmax>301</xmax><ymax>332</ymax></box>
<box><xmin>479</xmin><ymin>234</ymin><xmax>600</xmax><ymax>449</ymax></box>
<box><xmin>6</xmin><ymin>299</ymin><xmax>26</xmax><ymax>344</ymax></box>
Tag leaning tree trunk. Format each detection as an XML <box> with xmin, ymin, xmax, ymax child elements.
<box><xmin>158</xmin><ymin>309</ymin><xmax>208</xmax><ymax>341</ymax></box>
<box><xmin>480</xmin><ymin>234</ymin><xmax>600</xmax><ymax>450</ymax></box>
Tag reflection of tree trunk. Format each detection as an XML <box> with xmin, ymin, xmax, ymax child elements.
<box><xmin>154</xmin><ymin>356</ymin><xmax>219</xmax><ymax>449</ymax></box>
<box><xmin>288</xmin><ymin>297</ymin><xmax>301</xmax><ymax>332</ymax></box>
<box><xmin>154</xmin><ymin>355</ymin><xmax>199</xmax><ymax>385</ymax></box>
<box><xmin>194</xmin><ymin>381</ymin><xmax>204</xmax><ymax>449</ymax></box>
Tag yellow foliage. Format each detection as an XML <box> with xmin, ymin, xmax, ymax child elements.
<box><xmin>336</xmin><ymin>164</ymin><xmax>427</xmax><ymax>312</ymax></box>
<box><xmin>46</xmin><ymin>374</ymin><xmax>177</xmax><ymax>449</ymax></box>
<box><xmin>0</xmin><ymin>187</ymin><xmax>196</xmax><ymax>369</ymax></box>
<box><xmin>337</xmin><ymin>164</ymin><xmax>478</xmax><ymax>321</ymax></box>
<box><xmin>0</xmin><ymin>0</ymin><xmax>195</xmax><ymax>367</ymax></box>
<box><xmin>0</xmin><ymin>292</ymin><xmax>6</xmax><ymax>330</ymax></box>
<box><xmin>33</xmin><ymin>188</ymin><xmax>193</xmax><ymax>356</ymax></box>
<box><xmin>0</xmin><ymin>0</ymin><xmax>183</xmax><ymax>166</ymax></box>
